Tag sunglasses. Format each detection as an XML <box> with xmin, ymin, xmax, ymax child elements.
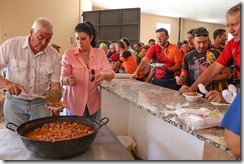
<box><xmin>193</xmin><ymin>33</ymin><xmax>209</xmax><ymax>37</ymax></box>
<box><xmin>91</xmin><ymin>69</ymin><xmax>95</xmax><ymax>82</ymax></box>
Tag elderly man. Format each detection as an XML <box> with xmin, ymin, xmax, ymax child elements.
<box><xmin>0</xmin><ymin>17</ymin><xmax>61</xmax><ymax>126</ymax></box>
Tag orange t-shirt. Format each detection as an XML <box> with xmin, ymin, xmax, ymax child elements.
<box><xmin>120</xmin><ymin>51</ymin><xmax>138</xmax><ymax>74</ymax></box>
<box><xmin>144</xmin><ymin>44</ymin><xmax>182</xmax><ymax>79</ymax></box>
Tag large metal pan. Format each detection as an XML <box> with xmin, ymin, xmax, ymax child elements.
<box><xmin>6</xmin><ymin>116</ymin><xmax>109</xmax><ymax>159</ymax></box>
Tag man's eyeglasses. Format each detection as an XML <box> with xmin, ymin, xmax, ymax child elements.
<box><xmin>91</xmin><ymin>69</ymin><xmax>95</xmax><ymax>82</ymax></box>
<box><xmin>193</xmin><ymin>33</ymin><xmax>209</xmax><ymax>37</ymax></box>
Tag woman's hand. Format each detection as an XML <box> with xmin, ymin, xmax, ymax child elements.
<box><xmin>64</xmin><ymin>75</ymin><xmax>76</xmax><ymax>86</ymax></box>
<box><xmin>94</xmin><ymin>73</ymin><xmax>105</xmax><ymax>86</ymax></box>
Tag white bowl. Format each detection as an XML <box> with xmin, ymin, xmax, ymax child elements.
<box><xmin>150</xmin><ymin>63</ymin><xmax>164</xmax><ymax>68</ymax></box>
<box><xmin>183</xmin><ymin>92</ymin><xmax>203</xmax><ymax>102</ymax></box>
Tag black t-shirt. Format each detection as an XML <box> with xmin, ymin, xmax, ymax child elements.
<box><xmin>121</xmin><ymin>50</ymin><xmax>132</xmax><ymax>59</ymax></box>
<box><xmin>182</xmin><ymin>48</ymin><xmax>220</xmax><ymax>86</ymax></box>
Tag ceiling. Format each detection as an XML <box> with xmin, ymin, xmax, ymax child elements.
<box><xmin>91</xmin><ymin>0</ymin><xmax>240</xmax><ymax>25</ymax></box>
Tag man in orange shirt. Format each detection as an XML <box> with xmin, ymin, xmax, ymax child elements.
<box><xmin>132</xmin><ymin>28</ymin><xmax>182</xmax><ymax>90</ymax></box>
<box><xmin>111</xmin><ymin>41</ymin><xmax>138</xmax><ymax>74</ymax></box>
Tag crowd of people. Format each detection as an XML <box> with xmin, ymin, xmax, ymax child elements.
<box><xmin>0</xmin><ymin>2</ymin><xmax>240</xmax><ymax>158</ymax></box>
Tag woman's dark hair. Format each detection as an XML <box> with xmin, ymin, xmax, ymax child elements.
<box><xmin>75</xmin><ymin>21</ymin><xmax>98</xmax><ymax>47</ymax></box>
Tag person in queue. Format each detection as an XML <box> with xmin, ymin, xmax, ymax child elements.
<box><xmin>99</xmin><ymin>42</ymin><xmax>109</xmax><ymax>54</ymax></box>
<box><xmin>144</xmin><ymin>38</ymin><xmax>156</xmax><ymax>83</ymax></box>
<box><xmin>211</xmin><ymin>29</ymin><xmax>227</xmax><ymax>52</ymax></box>
<box><xmin>107</xmin><ymin>42</ymin><xmax>120</xmax><ymax>63</ymax></box>
<box><xmin>0</xmin><ymin>17</ymin><xmax>62</xmax><ymax>126</ymax></box>
<box><xmin>120</xmin><ymin>37</ymin><xmax>137</xmax><ymax>60</ymax></box>
<box><xmin>148</xmin><ymin>38</ymin><xmax>156</xmax><ymax>47</ymax></box>
<box><xmin>60</xmin><ymin>21</ymin><xmax>115</xmax><ymax>120</ymax></box>
<box><xmin>176</xmin><ymin>27</ymin><xmax>232</xmax><ymax>93</ymax></box>
<box><xmin>186</xmin><ymin>28</ymin><xmax>195</xmax><ymax>52</ymax></box>
<box><xmin>111</xmin><ymin>41</ymin><xmax>138</xmax><ymax>74</ymax></box>
<box><xmin>220</xmin><ymin>91</ymin><xmax>240</xmax><ymax>158</ymax></box>
<box><xmin>133</xmin><ymin>42</ymin><xmax>142</xmax><ymax>64</ymax></box>
<box><xmin>131</xmin><ymin>28</ymin><xmax>182</xmax><ymax>90</ymax></box>
<box><xmin>179</xmin><ymin>3</ymin><xmax>240</xmax><ymax>103</ymax></box>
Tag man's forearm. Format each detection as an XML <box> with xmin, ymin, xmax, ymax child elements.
<box><xmin>134</xmin><ymin>59</ymin><xmax>148</xmax><ymax>75</ymax></box>
<box><xmin>0</xmin><ymin>75</ymin><xmax>9</xmax><ymax>89</ymax></box>
<box><xmin>191</xmin><ymin>62</ymin><xmax>223</xmax><ymax>91</ymax></box>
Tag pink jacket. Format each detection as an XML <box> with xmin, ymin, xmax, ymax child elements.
<box><xmin>61</xmin><ymin>47</ymin><xmax>114</xmax><ymax>115</ymax></box>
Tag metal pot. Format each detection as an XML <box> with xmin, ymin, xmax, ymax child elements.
<box><xmin>6</xmin><ymin>116</ymin><xmax>109</xmax><ymax>159</ymax></box>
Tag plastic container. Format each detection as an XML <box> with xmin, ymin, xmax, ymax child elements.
<box><xmin>117</xmin><ymin>135</ymin><xmax>142</xmax><ymax>160</ymax></box>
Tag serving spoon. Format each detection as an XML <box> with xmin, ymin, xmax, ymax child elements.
<box><xmin>198</xmin><ymin>83</ymin><xmax>208</xmax><ymax>94</ymax></box>
<box><xmin>228</xmin><ymin>84</ymin><xmax>237</xmax><ymax>98</ymax></box>
<box><xmin>2</xmin><ymin>89</ymin><xmax>62</xmax><ymax>103</ymax></box>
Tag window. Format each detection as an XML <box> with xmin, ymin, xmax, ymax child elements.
<box><xmin>156</xmin><ymin>23</ymin><xmax>171</xmax><ymax>35</ymax></box>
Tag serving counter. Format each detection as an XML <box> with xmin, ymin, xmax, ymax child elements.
<box><xmin>100</xmin><ymin>78</ymin><xmax>238</xmax><ymax>160</ymax></box>
<box><xmin>0</xmin><ymin>125</ymin><xmax>134</xmax><ymax>160</ymax></box>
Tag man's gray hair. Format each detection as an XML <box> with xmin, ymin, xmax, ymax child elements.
<box><xmin>226</xmin><ymin>3</ymin><xmax>241</xmax><ymax>17</ymax></box>
<box><xmin>31</xmin><ymin>17</ymin><xmax>53</xmax><ymax>33</ymax></box>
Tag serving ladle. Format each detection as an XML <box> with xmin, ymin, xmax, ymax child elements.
<box><xmin>198</xmin><ymin>83</ymin><xmax>208</xmax><ymax>94</ymax></box>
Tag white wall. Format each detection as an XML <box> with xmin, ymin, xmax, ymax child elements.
<box><xmin>0</xmin><ymin>0</ymin><xmax>82</xmax><ymax>54</ymax></box>
<box><xmin>0</xmin><ymin>0</ymin><xmax>228</xmax><ymax>51</ymax></box>
<box><xmin>140</xmin><ymin>13</ymin><xmax>228</xmax><ymax>45</ymax></box>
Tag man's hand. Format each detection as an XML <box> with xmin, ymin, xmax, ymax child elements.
<box><xmin>179</xmin><ymin>85</ymin><xmax>193</xmax><ymax>94</ymax></box>
<box><xmin>131</xmin><ymin>72</ymin><xmax>139</xmax><ymax>79</ymax></box>
<box><xmin>45</xmin><ymin>102</ymin><xmax>65</xmax><ymax>116</ymax></box>
<box><xmin>205</xmin><ymin>90</ymin><xmax>226</xmax><ymax>103</ymax></box>
<box><xmin>49</xmin><ymin>108</ymin><xmax>64</xmax><ymax>116</ymax></box>
<box><xmin>5</xmin><ymin>83</ymin><xmax>26</xmax><ymax>96</ymax></box>
<box><xmin>176</xmin><ymin>76</ymin><xmax>185</xmax><ymax>85</ymax></box>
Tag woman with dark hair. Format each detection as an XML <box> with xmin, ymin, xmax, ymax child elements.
<box><xmin>60</xmin><ymin>21</ymin><xmax>115</xmax><ymax>120</ymax></box>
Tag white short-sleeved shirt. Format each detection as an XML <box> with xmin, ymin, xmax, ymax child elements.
<box><xmin>0</xmin><ymin>36</ymin><xmax>61</xmax><ymax>100</ymax></box>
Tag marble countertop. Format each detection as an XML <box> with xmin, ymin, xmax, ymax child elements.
<box><xmin>101</xmin><ymin>78</ymin><xmax>234</xmax><ymax>158</ymax></box>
